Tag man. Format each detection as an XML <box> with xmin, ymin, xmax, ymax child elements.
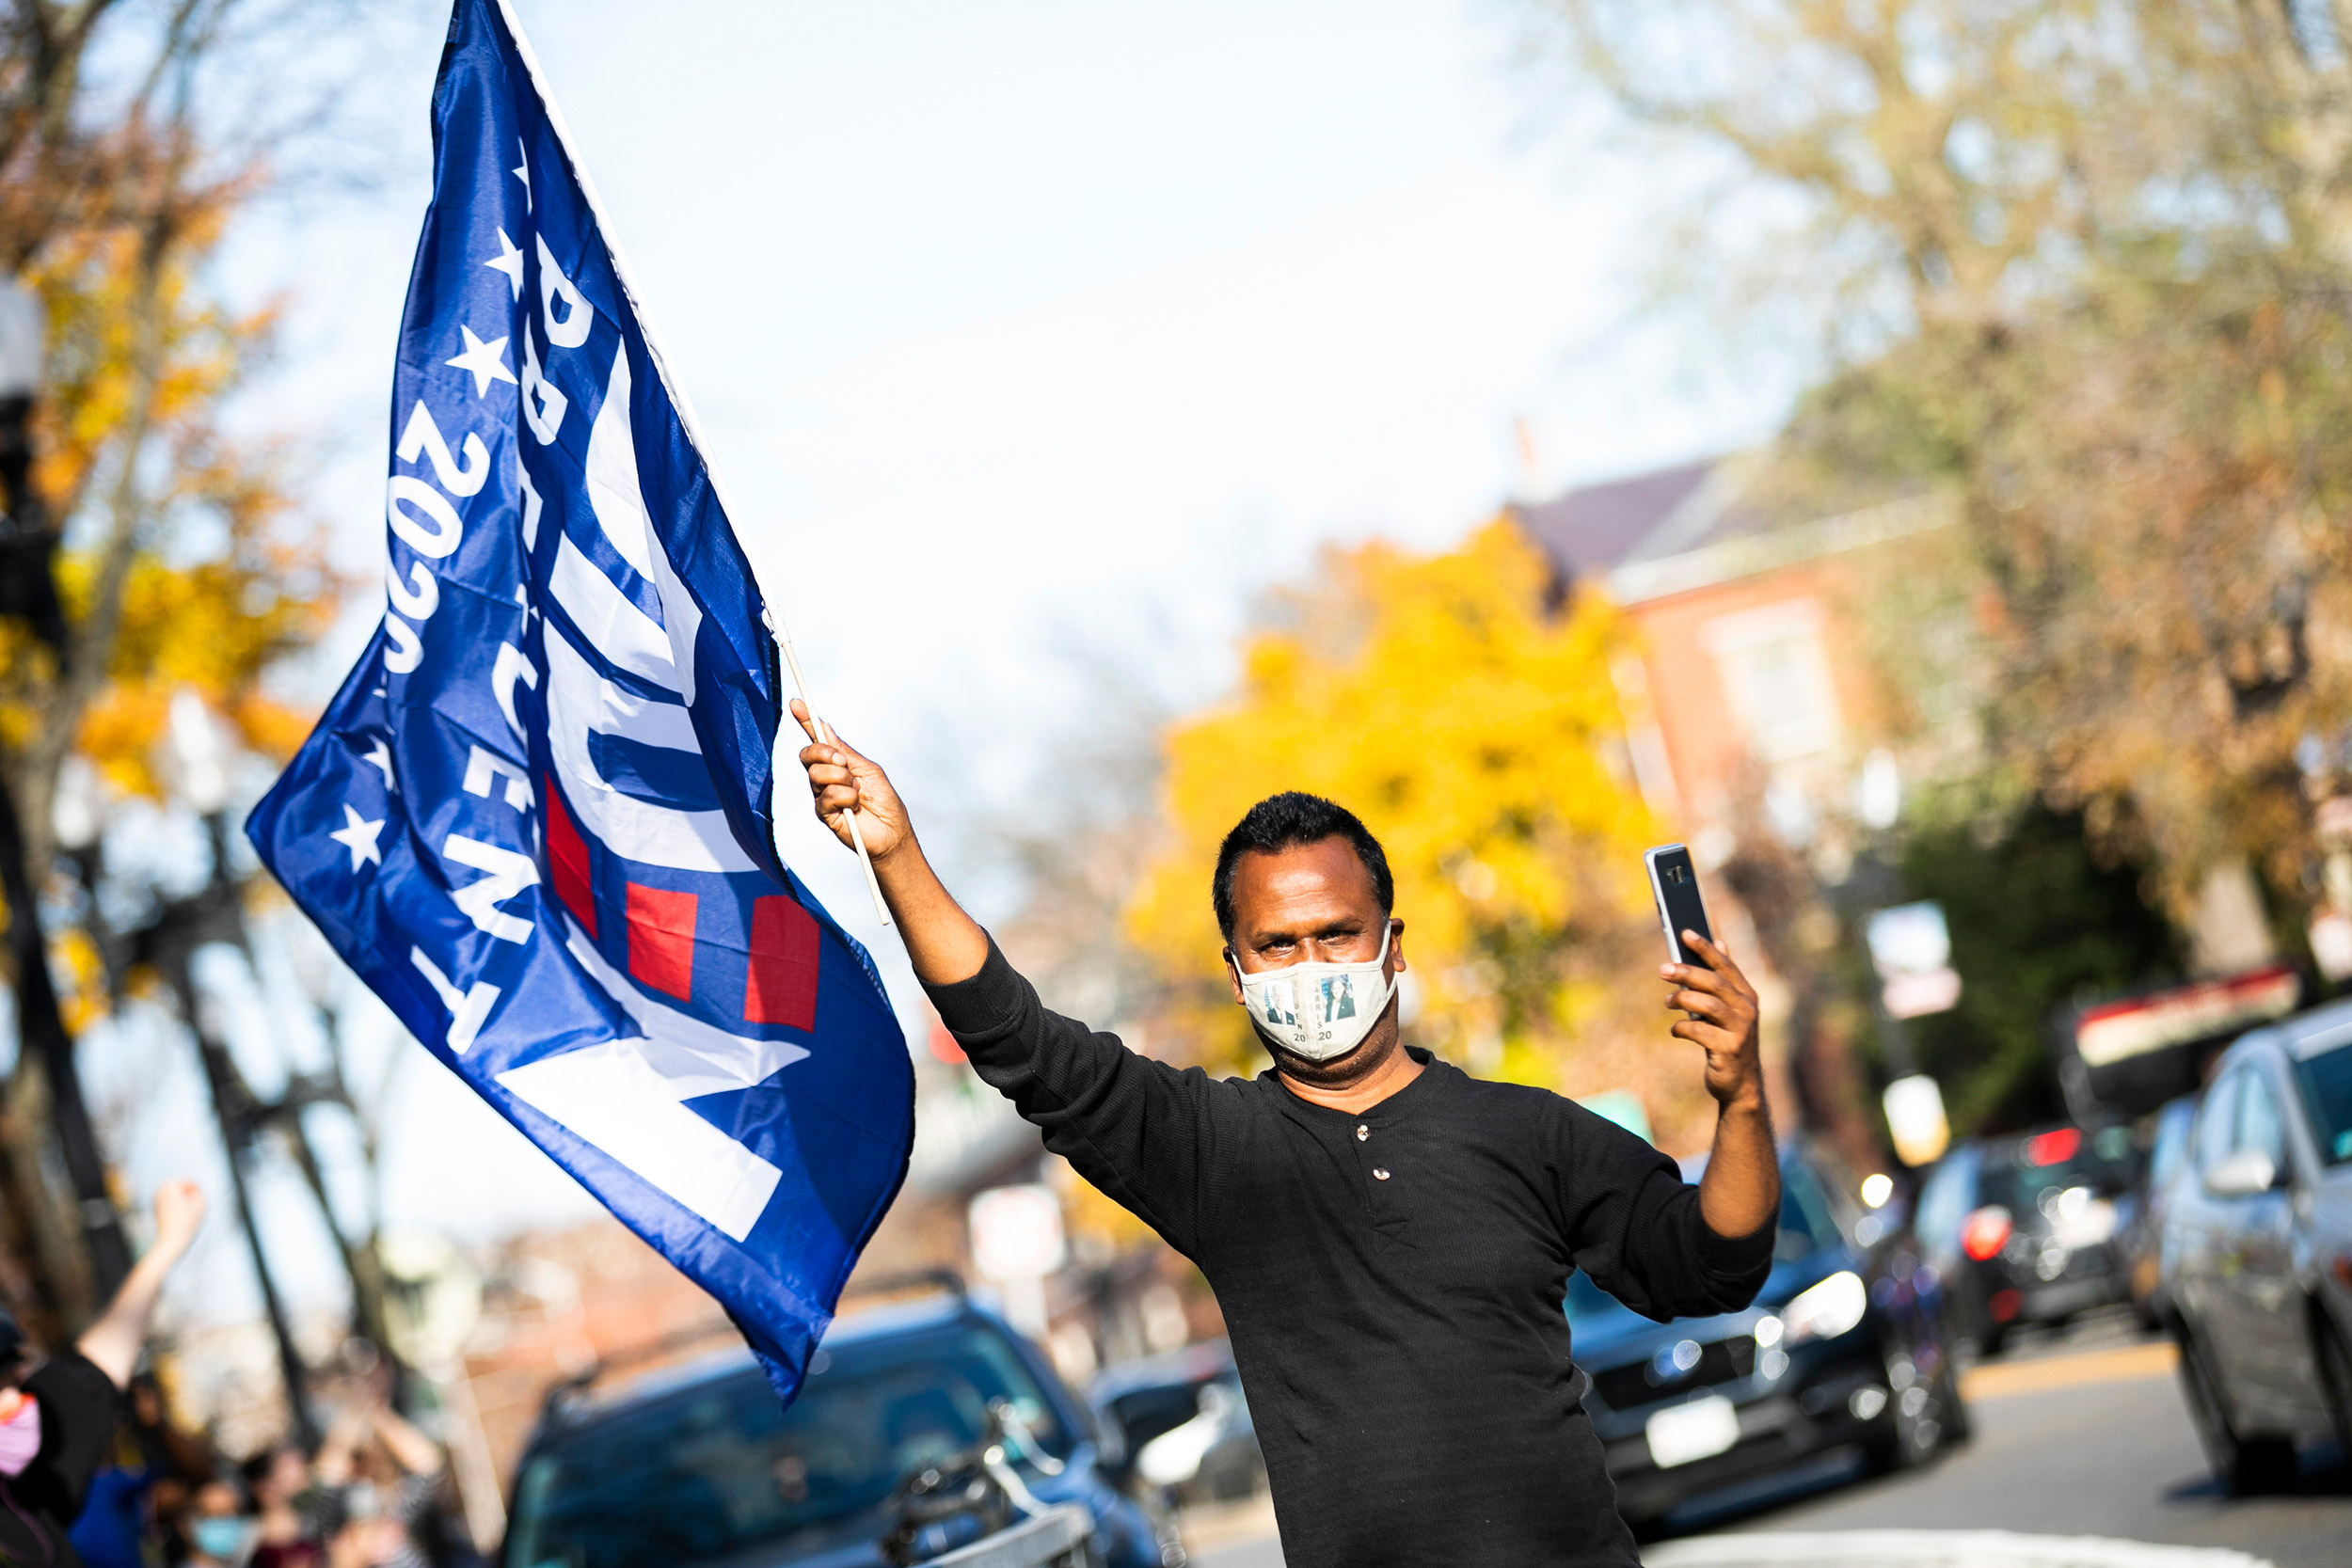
<box><xmin>796</xmin><ymin>718</ymin><xmax>1778</xmax><ymax>1566</ymax></box>
<box><xmin>1</xmin><ymin>1179</ymin><xmax>208</xmax><ymax>1568</ymax></box>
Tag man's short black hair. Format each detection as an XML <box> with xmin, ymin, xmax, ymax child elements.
<box><xmin>1213</xmin><ymin>792</ymin><xmax>1394</xmax><ymax>940</ymax></box>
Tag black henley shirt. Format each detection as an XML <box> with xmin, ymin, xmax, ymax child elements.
<box><xmin>927</xmin><ymin>939</ymin><xmax>1775</xmax><ymax>1568</ymax></box>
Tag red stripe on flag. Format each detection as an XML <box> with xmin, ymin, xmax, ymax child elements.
<box><xmin>744</xmin><ymin>895</ymin><xmax>819</xmax><ymax>1031</ymax></box>
<box><xmin>627</xmin><ymin>883</ymin><xmax>698</xmax><ymax>1002</ymax></box>
<box><xmin>544</xmin><ymin>778</ymin><xmax>596</xmax><ymax>938</ymax></box>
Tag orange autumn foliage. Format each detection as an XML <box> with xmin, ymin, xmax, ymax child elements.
<box><xmin>1</xmin><ymin>201</ymin><xmax>336</xmax><ymax>803</ymax></box>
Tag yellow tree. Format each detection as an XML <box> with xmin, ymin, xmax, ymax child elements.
<box><xmin>1125</xmin><ymin>523</ymin><xmax>1714</xmax><ymax>1143</ymax></box>
<box><xmin>14</xmin><ymin>223</ymin><xmax>326</xmax><ymax>777</ymax></box>
<box><xmin>0</xmin><ymin>0</ymin><xmax>352</xmax><ymax>1325</ymax></box>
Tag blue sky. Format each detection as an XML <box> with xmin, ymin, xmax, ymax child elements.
<box><xmin>103</xmin><ymin>0</ymin><xmax>1795</xmax><ymax>1321</ymax></box>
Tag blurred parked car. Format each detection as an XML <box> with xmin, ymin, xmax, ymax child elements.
<box><xmin>2161</xmin><ymin>999</ymin><xmax>2352</xmax><ymax>1495</ymax></box>
<box><xmin>1569</xmin><ymin>1144</ymin><xmax>1966</xmax><ymax>1534</ymax></box>
<box><xmin>1913</xmin><ymin>1121</ymin><xmax>2136</xmax><ymax>1355</ymax></box>
<box><xmin>1089</xmin><ymin>1341</ymin><xmax>1263</xmax><ymax>1504</ymax></box>
<box><xmin>2115</xmin><ymin>1094</ymin><xmax>2200</xmax><ymax>1331</ymax></box>
<box><xmin>499</xmin><ymin>1281</ymin><xmax>1169</xmax><ymax>1568</ymax></box>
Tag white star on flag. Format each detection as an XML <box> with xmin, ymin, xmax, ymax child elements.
<box><xmin>446</xmin><ymin>325</ymin><xmax>517</xmax><ymax>396</ymax></box>
<box><xmin>328</xmin><ymin>804</ymin><xmax>386</xmax><ymax>872</ymax></box>
<box><xmin>513</xmin><ymin>138</ymin><xmax>532</xmax><ymax>212</ymax></box>
<box><xmin>363</xmin><ymin>738</ymin><xmax>397</xmax><ymax>791</ymax></box>
<box><xmin>485</xmin><ymin>229</ymin><xmax>524</xmax><ymax>299</ymax></box>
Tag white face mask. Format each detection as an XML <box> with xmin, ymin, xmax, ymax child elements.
<box><xmin>1230</xmin><ymin>923</ymin><xmax>1397</xmax><ymax>1063</ymax></box>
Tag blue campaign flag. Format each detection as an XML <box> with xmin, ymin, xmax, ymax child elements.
<box><xmin>246</xmin><ymin>0</ymin><xmax>914</xmax><ymax>1403</ymax></box>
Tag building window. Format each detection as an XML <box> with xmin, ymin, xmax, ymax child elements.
<box><xmin>1700</xmin><ymin>599</ymin><xmax>1842</xmax><ymax>762</ymax></box>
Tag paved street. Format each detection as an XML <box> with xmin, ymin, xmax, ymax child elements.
<box><xmin>1186</xmin><ymin>1314</ymin><xmax>2352</xmax><ymax>1568</ymax></box>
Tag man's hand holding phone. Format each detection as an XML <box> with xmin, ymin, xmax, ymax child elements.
<box><xmin>1660</xmin><ymin>932</ymin><xmax>1765</xmax><ymax>1115</ymax></box>
<box><xmin>1641</xmin><ymin>841</ymin><xmax>1776</xmax><ymax>1239</ymax></box>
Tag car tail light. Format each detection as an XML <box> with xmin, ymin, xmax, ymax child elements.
<box><xmin>1962</xmin><ymin>1205</ymin><xmax>2013</xmax><ymax>1261</ymax></box>
<box><xmin>1989</xmin><ymin>1287</ymin><xmax>2023</xmax><ymax>1323</ymax></box>
<box><xmin>2026</xmin><ymin>1128</ymin><xmax>2081</xmax><ymax>1166</ymax></box>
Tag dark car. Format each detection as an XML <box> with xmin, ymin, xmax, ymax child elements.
<box><xmin>499</xmin><ymin>1288</ymin><xmax>1170</xmax><ymax>1568</ymax></box>
<box><xmin>1913</xmin><ymin>1121</ymin><xmax>2136</xmax><ymax>1355</ymax></box>
<box><xmin>1088</xmin><ymin>1341</ymin><xmax>1263</xmax><ymax>1505</ymax></box>
<box><xmin>2161</xmin><ymin>1000</ymin><xmax>2352</xmax><ymax>1494</ymax></box>
<box><xmin>1569</xmin><ymin>1145</ymin><xmax>1966</xmax><ymax>1534</ymax></box>
<box><xmin>2115</xmin><ymin>1094</ymin><xmax>2199</xmax><ymax>1331</ymax></box>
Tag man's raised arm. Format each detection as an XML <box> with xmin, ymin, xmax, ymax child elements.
<box><xmin>792</xmin><ymin>702</ymin><xmax>1224</xmax><ymax>1257</ymax></box>
<box><xmin>1661</xmin><ymin>931</ymin><xmax>1780</xmax><ymax>1243</ymax></box>
<box><xmin>792</xmin><ymin>701</ymin><xmax>990</xmax><ymax>986</ymax></box>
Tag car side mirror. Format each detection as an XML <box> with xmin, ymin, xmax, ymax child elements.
<box><xmin>2203</xmin><ymin>1149</ymin><xmax>2279</xmax><ymax>1198</ymax></box>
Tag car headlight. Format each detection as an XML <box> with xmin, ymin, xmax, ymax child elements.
<box><xmin>1782</xmin><ymin>1270</ymin><xmax>1868</xmax><ymax>1346</ymax></box>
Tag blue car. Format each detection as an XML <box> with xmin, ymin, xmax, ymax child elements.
<box><xmin>1566</xmin><ymin>1146</ymin><xmax>1968</xmax><ymax>1533</ymax></box>
<box><xmin>499</xmin><ymin>1283</ymin><xmax>1169</xmax><ymax>1568</ymax></box>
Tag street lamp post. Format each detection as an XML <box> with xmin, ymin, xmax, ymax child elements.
<box><xmin>0</xmin><ymin>276</ymin><xmax>70</xmax><ymax>651</ymax></box>
<box><xmin>0</xmin><ymin>276</ymin><xmax>43</xmax><ymax>531</ymax></box>
<box><xmin>0</xmin><ymin>780</ymin><xmax>134</xmax><ymax>1300</ymax></box>
<box><xmin>0</xmin><ymin>274</ymin><xmax>128</xmax><ymax>1308</ymax></box>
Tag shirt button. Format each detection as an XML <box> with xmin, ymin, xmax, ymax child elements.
<box><xmin>1373</xmin><ymin>1167</ymin><xmax>1391</xmax><ymax>1180</ymax></box>
<box><xmin>1356</xmin><ymin>1124</ymin><xmax>1369</xmax><ymax>1142</ymax></box>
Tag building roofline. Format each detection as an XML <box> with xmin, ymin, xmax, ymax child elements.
<box><xmin>1603</xmin><ymin>491</ymin><xmax>1958</xmax><ymax>606</ymax></box>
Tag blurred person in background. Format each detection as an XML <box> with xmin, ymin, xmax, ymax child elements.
<box><xmin>178</xmin><ymin>1476</ymin><xmax>252</xmax><ymax>1568</ymax></box>
<box><xmin>71</xmin><ymin>1371</ymin><xmax>221</xmax><ymax>1568</ymax></box>
<box><xmin>65</xmin><ymin>1456</ymin><xmax>147</xmax><ymax>1568</ymax></box>
<box><xmin>0</xmin><ymin>1180</ymin><xmax>207</xmax><ymax>1568</ymax></box>
<box><xmin>326</xmin><ymin>1515</ymin><xmax>409</xmax><ymax>1568</ymax></box>
<box><xmin>244</xmin><ymin>1442</ymin><xmax>323</xmax><ymax>1568</ymax></box>
<box><xmin>795</xmin><ymin>732</ymin><xmax>1780</xmax><ymax>1568</ymax></box>
<box><xmin>314</xmin><ymin>1400</ymin><xmax>447</xmax><ymax>1568</ymax></box>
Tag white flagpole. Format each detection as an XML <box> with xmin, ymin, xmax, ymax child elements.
<box><xmin>495</xmin><ymin>0</ymin><xmax>891</xmax><ymax>932</ymax></box>
<box><xmin>776</xmin><ymin>633</ymin><xmax>893</xmax><ymax>929</ymax></box>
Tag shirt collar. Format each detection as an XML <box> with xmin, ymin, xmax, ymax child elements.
<box><xmin>1263</xmin><ymin>1046</ymin><xmax>1451</xmax><ymax>1126</ymax></box>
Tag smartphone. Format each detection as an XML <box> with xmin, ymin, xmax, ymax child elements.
<box><xmin>1644</xmin><ymin>843</ymin><xmax>1714</xmax><ymax>969</ymax></box>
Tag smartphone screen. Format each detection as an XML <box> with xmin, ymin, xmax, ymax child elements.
<box><xmin>1645</xmin><ymin>844</ymin><xmax>1714</xmax><ymax>968</ymax></box>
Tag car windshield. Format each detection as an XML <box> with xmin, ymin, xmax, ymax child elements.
<box><xmin>1985</xmin><ymin>1127</ymin><xmax>2131</xmax><ymax>1219</ymax></box>
<box><xmin>2294</xmin><ymin>1038</ymin><xmax>2352</xmax><ymax>1164</ymax></box>
<box><xmin>502</xmin><ymin>1322</ymin><xmax>1070</xmax><ymax>1568</ymax></box>
<box><xmin>1565</xmin><ymin>1164</ymin><xmax>1823</xmax><ymax>1327</ymax></box>
<box><xmin>1774</xmin><ymin>1160</ymin><xmax>1834</xmax><ymax>1263</ymax></box>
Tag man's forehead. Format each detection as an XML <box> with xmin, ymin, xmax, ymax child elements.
<box><xmin>1230</xmin><ymin>839</ymin><xmax>1380</xmax><ymax>927</ymax></box>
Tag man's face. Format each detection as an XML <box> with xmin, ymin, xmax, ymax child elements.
<box><xmin>1223</xmin><ymin>837</ymin><xmax>1405</xmax><ymax>1069</ymax></box>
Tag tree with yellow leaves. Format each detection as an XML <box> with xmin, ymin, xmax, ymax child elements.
<box><xmin>1125</xmin><ymin>523</ymin><xmax>1718</xmax><ymax>1146</ymax></box>
<box><xmin>0</xmin><ymin>0</ymin><xmax>355</xmax><ymax>1331</ymax></box>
